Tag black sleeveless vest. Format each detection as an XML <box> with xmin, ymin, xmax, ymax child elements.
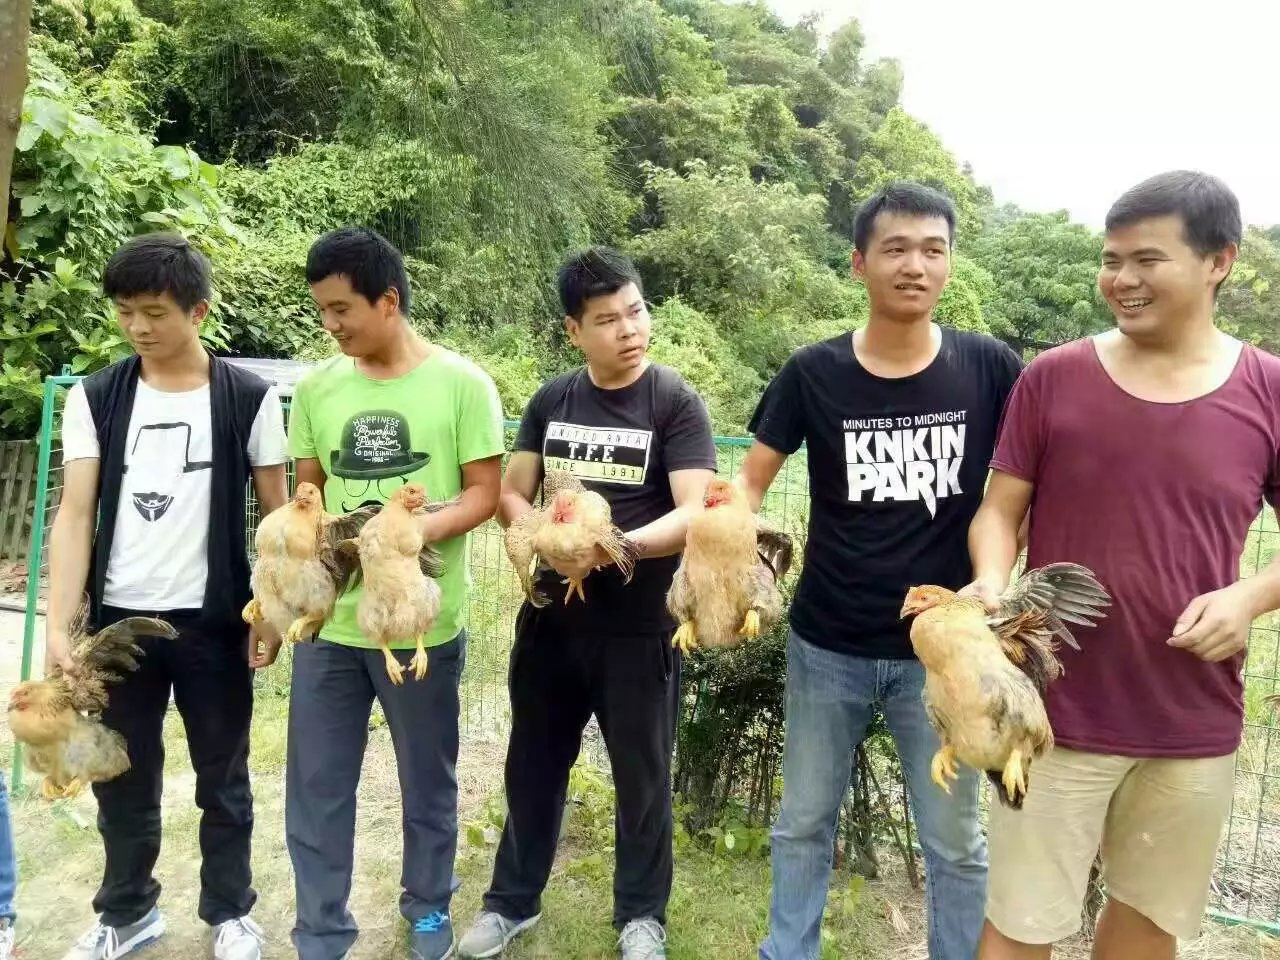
<box><xmin>81</xmin><ymin>353</ymin><xmax>269</xmax><ymax>631</ymax></box>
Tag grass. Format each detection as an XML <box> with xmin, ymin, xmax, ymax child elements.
<box><xmin>5</xmin><ymin>684</ymin><xmax>1276</xmax><ymax>960</ymax></box>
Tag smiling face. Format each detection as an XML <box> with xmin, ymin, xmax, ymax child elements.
<box><xmin>1098</xmin><ymin>214</ymin><xmax>1236</xmax><ymax>341</ymax></box>
<box><xmin>311</xmin><ymin>273</ymin><xmax>402</xmax><ymax>359</ymax></box>
<box><xmin>853</xmin><ymin>212</ymin><xmax>952</xmax><ymax>323</ymax></box>
<box><xmin>565</xmin><ymin>281</ymin><xmax>651</xmax><ymax>386</ymax></box>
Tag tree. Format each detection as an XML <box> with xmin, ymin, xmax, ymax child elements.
<box><xmin>0</xmin><ymin>0</ymin><xmax>33</xmax><ymax>246</ymax></box>
<box><xmin>970</xmin><ymin>210</ymin><xmax>1112</xmax><ymax>351</ymax></box>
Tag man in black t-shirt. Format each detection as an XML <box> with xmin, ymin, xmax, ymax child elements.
<box><xmin>741</xmin><ymin>184</ymin><xmax>1024</xmax><ymax>960</ymax></box>
<box><xmin>458</xmin><ymin>247</ymin><xmax>716</xmax><ymax>960</ymax></box>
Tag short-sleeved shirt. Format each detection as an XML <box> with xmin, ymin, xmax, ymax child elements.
<box><xmin>749</xmin><ymin>327</ymin><xmax>1024</xmax><ymax>659</ymax></box>
<box><xmin>61</xmin><ymin>378</ymin><xmax>287</xmax><ymax>611</ymax></box>
<box><xmin>514</xmin><ymin>363</ymin><xmax>717</xmax><ymax>632</ymax></box>
<box><xmin>288</xmin><ymin>349</ymin><xmax>505</xmax><ymax>650</ymax></box>
<box><xmin>991</xmin><ymin>337</ymin><xmax>1280</xmax><ymax>757</ymax></box>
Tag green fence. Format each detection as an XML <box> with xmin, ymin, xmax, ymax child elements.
<box><xmin>11</xmin><ymin>373</ymin><xmax>1280</xmax><ymax>935</ymax></box>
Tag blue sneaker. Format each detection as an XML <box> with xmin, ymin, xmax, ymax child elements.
<box><xmin>410</xmin><ymin>912</ymin><xmax>455</xmax><ymax>960</ymax></box>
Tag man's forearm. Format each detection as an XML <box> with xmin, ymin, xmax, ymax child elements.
<box><xmin>47</xmin><ymin>511</ymin><xmax>94</xmax><ymax>636</ymax></box>
<box><xmin>427</xmin><ymin>484</ymin><xmax>500</xmax><ymax>541</ymax></box>
<box><xmin>496</xmin><ymin>489</ymin><xmax>533</xmax><ymax>530</ymax></box>
<box><xmin>626</xmin><ymin>506</ymin><xmax>696</xmax><ymax>560</ymax></box>
<box><xmin>1238</xmin><ymin>556</ymin><xmax>1280</xmax><ymax>620</ymax></box>
<box><xmin>969</xmin><ymin>504</ymin><xmax>1022</xmax><ymax>591</ymax></box>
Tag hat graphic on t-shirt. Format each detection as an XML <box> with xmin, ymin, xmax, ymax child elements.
<box><xmin>330</xmin><ymin>410</ymin><xmax>431</xmax><ymax>481</ymax></box>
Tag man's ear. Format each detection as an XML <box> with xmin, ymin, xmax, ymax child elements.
<box><xmin>192</xmin><ymin>301</ymin><xmax>210</xmax><ymax>325</ymax></box>
<box><xmin>381</xmin><ymin>286</ymin><xmax>402</xmax><ymax>318</ymax></box>
<box><xmin>851</xmin><ymin>249</ymin><xmax>867</xmax><ymax>281</ymax></box>
<box><xmin>564</xmin><ymin>314</ymin><xmax>581</xmax><ymax>348</ymax></box>
<box><xmin>1210</xmin><ymin>242</ymin><xmax>1239</xmax><ymax>289</ymax></box>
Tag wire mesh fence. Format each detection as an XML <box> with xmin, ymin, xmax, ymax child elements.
<box><xmin>12</xmin><ymin>374</ymin><xmax>1280</xmax><ymax>930</ymax></box>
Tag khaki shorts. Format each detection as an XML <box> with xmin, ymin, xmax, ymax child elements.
<box><xmin>985</xmin><ymin>746</ymin><xmax>1235</xmax><ymax>943</ymax></box>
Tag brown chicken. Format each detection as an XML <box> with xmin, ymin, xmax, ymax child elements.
<box><xmin>8</xmin><ymin>600</ymin><xmax>177</xmax><ymax>800</ymax></box>
<box><xmin>666</xmin><ymin>478</ymin><xmax>794</xmax><ymax>654</ymax></box>
<box><xmin>242</xmin><ymin>481</ymin><xmax>381</xmax><ymax>645</ymax></box>
<box><xmin>344</xmin><ymin>483</ymin><xmax>444</xmax><ymax>685</ymax></box>
<box><xmin>504</xmin><ymin>469</ymin><xmax>636</xmax><ymax>607</ymax></box>
<box><xmin>900</xmin><ymin>563</ymin><xmax>1111</xmax><ymax>808</ymax></box>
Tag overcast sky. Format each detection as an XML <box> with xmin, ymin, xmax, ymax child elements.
<box><xmin>765</xmin><ymin>0</ymin><xmax>1280</xmax><ymax>229</ymax></box>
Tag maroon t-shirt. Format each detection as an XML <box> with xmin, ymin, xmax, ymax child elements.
<box><xmin>991</xmin><ymin>337</ymin><xmax>1280</xmax><ymax>757</ymax></box>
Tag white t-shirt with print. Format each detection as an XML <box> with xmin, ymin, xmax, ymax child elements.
<box><xmin>61</xmin><ymin>378</ymin><xmax>288</xmax><ymax>611</ymax></box>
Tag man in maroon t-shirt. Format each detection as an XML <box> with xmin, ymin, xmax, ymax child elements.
<box><xmin>964</xmin><ymin>170</ymin><xmax>1280</xmax><ymax>960</ymax></box>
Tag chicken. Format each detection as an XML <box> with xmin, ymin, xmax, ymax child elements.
<box><xmin>666</xmin><ymin>478</ymin><xmax>794</xmax><ymax>655</ymax></box>
<box><xmin>8</xmin><ymin>600</ymin><xmax>177</xmax><ymax>800</ymax></box>
<box><xmin>242</xmin><ymin>481</ymin><xmax>381</xmax><ymax>645</ymax></box>
<box><xmin>899</xmin><ymin>563</ymin><xmax>1111</xmax><ymax>808</ymax></box>
<box><xmin>344</xmin><ymin>483</ymin><xmax>445</xmax><ymax>685</ymax></box>
<box><xmin>504</xmin><ymin>469</ymin><xmax>636</xmax><ymax>607</ymax></box>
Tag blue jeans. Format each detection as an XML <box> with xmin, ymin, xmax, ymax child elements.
<box><xmin>760</xmin><ymin>630</ymin><xmax>988</xmax><ymax>960</ymax></box>
<box><xmin>0</xmin><ymin>771</ymin><xmax>15</xmax><ymax>921</ymax></box>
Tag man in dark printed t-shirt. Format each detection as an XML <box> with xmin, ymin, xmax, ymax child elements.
<box><xmin>738</xmin><ymin>183</ymin><xmax>1025</xmax><ymax>960</ymax></box>
<box><xmin>967</xmin><ymin>173</ymin><xmax>1280</xmax><ymax>960</ymax></box>
<box><xmin>458</xmin><ymin>247</ymin><xmax>716</xmax><ymax>960</ymax></box>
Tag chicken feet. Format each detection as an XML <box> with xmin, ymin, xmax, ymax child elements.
<box><xmin>1001</xmin><ymin>748</ymin><xmax>1028</xmax><ymax>804</ymax></box>
<box><xmin>930</xmin><ymin>742</ymin><xmax>959</xmax><ymax>794</ymax></box>
<box><xmin>672</xmin><ymin>621</ymin><xmax>698</xmax><ymax>655</ymax></box>
<box><xmin>739</xmin><ymin>608</ymin><xmax>761</xmax><ymax>639</ymax></box>
<box><xmin>381</xmin><ymin>643</ymin><xmax>406</xmax><ymax>685</ymax></box>
<box><xmin>242</xmin><ymin>597</ymin><xmax>262</xmax><ymax>624</ymax></box>
<box><xmin>562</xmin><ymin>577</ymin><xmax>587</xmax><ymax>605</ymax></box>
<box><xmin>408</xmin><ymin>638</ymin><xmax>430</xmax><ymax>681</ymax></box>
<box><xmin>285</xmin><ymin>613</ymin><xmax>325</xmax><ymax>645</ymax></box>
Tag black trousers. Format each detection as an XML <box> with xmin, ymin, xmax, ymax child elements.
<box><xmin>91</xmin><ymin>606</ymin><xmax>256</xmax><ymax>928</ymax></box>
<box><xmin>483</xmin><ymin>603</ymin><xmax>681</xmax><ymax>929</ymax></box>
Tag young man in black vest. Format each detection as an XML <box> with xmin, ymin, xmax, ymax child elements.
<box><xmin>458</xmin><ymin>247</ymin><xmax>716</xmax><ymax>960</ymax></box>
<box><xmin>47</xmin><ymin>232</ymin><xmax>289</xmax><ymax>960</ymax></box>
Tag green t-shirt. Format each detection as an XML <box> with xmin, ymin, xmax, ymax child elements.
<box><xmin>287</xmin><ymin>348</ymin><xmax>505</xmax><ymax>649</ymax></box>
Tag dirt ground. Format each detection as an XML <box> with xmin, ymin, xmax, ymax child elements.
<box><xmin>0</xmin><ymin>603</ymin><xmax>1275</xmax><ymax>959</ymax></box>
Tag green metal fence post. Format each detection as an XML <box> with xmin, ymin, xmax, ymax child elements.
<box><xmin>12</xmin><ymin>375</ymin><xmax>58</xmax><ymax>796</ymax></box>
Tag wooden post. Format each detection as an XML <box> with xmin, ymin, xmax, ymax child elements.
<box><xmin>0</xmin><ymin>0</ymin><xmax>34</xmax><ymax>245</ymax></box>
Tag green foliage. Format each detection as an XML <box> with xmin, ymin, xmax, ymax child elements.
<box><xmin>1219</xmin><ymin>227</ymin><xmax>1280</xmax><ymax>354</ymax></box>
<box><xmin>852</xmin><ymin>108</ymin><xmax>983</xmax><ymax>241</ymax></box>
<box><xmin>0</xmin><ymin>44</ymin><xmax>235</xmax><ymax>433</ymax></box>
<box><xmin>646</xmin><ymin>297</ymin><xmax>760</xmax><ymax>433</ymax></box>
<box><xmin>969</xmin><ymin>210</ymin><xmax>1112</xmax><ymax>350</ymax></box>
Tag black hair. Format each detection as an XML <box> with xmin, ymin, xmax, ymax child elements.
<box><xmin>1105</xmin><ymin>170</ymin><xmax>1242</xmax><ymax>257</ymax></box>
<box><xmin>557</xmin><ymin>246</ymin><xmax>643</xmax><ymax>320</ymax></box>
<box><xmin>102</xmin><ymin>232</ymin><xmax>212</xmax><ymax>312</ymax></box>
<box><xmin>305</xmin><ymin>226</ymin><xmax>412</xmax><ymax>316</ymax></box>
<box><xmin>853</xmin><ymin>182</ymin><xmax>957</xmax><ymax>253</ymax></box>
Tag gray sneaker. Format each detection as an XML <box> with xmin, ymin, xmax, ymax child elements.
<box><xmin>618</xmin><ymin>918</ymin><xmax>666</xmax><ymax>960</ymax></box>
<box><xmin>457</xmin><ymin>910</ymin><xmax>541</xmax><ymax>958</ymax></box>
<box><xmin>62</xmin><ymin>908</ymin><xmax>165</xmax><ymax>959</ymax></box>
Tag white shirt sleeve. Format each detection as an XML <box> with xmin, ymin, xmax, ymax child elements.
<box><xmin>248</xmin><ymin>386</ymin><xmax>289</xmax><ymax>467</ymax></box>
<box><xmin>61</xmin><ymin>382</ymin><xmax>101</xmax><ymax>461</ymax></box>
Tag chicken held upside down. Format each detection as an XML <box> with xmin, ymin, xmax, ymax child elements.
<box><xmin>344</xmin><ymin>483</ymin><xmax>445</xmax><ymax>685</ymax></box>
<box><xmin>242</xmin><ymin>481</ymin><xmax>380</xmax><ymax>645</ymax></box>
<box><xmin>8</xmin><ymin>600</ymin><xmax>177</xmax><ymax>800</ymax></box>
<box><xmin>900</xmin><ymin>562</ymin><xmax>1111</xmax><ymax>808</ymax></box>
<box><xmin>666</xmin><ymin>478</ymin><xmax>794</xmax><ymax>654</ymax></box>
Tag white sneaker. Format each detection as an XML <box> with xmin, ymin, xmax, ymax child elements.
<box><xmin>0</xmin><ymin>920</ymin><xmax>14</xmax><ymax>960</ymax></box>
<box><xmin>63</xmin><ymin>909</ymin><xmax>165</xmax><ymax>959</ymax></box>
<box><xmin>213</xmin><ymin>916</ymin><xmax>265</xmax><ymax>960</ymax></box>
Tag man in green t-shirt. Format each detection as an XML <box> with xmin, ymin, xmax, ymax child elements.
<box><xmin>282</xmin><ymin>227</ymin><xmax>504</xmax><ymax>960</ymax></box>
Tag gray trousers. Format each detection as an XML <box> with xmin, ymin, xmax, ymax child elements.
<box><xmin>285</xmin><ymin>633</ymin><xmax>465</xmax><ymax>960</ymax></box>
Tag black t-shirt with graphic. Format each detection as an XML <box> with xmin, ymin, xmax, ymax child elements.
<box><xmin>515</xmin><ymin>363</ymin><xmax>717</xmax><ymax>632</ymax></box>
<box><xmin>749</xmin><ymin>328</ymin><xmax>1023</xmax><ymax>659</ymax></box>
